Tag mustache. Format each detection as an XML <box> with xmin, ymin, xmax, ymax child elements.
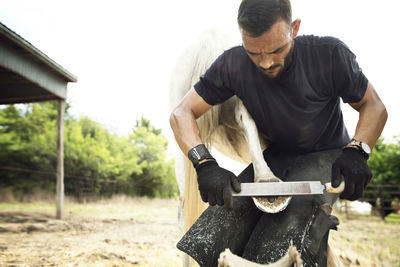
<box><xmin>259</xmin><ymin>64</ymin><xmax>281</xmax><ymax>72</ymax></box>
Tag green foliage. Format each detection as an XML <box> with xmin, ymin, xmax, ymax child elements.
<box><xmin>368</xmin><ymin>137</ymin><xmax>400</xmax><ymax>186</ymax></box>
<box><xmin>363</xmin><ymin>137</ymin><xmax>400</xmax><ymax>217</ymax></box>
<box><xmin>0</xmin><ymin>103</ymin><xmax>58</xmax><ymax>194</ymax></box>
<box><xmin>129</xmin><ymin>117</ymin><xmax>177</xmax><ymax>198</ymax></box>
<box><xmin>0</xmin><ymin>103</ymin><xmax>177</xmax><ymax>199</ymax></box>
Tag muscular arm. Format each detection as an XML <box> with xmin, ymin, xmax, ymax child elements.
<box><xmin>170</xmin><ymin>88</ymin><xmax>240</xmax><ymax>207</ymax></box>
<box><xmin>169</xmin><ymin>88</ymin><xmax>212</xmax><ymax>155</ymax></box>
<box><xmin>331</xmin><ymin>82</ymin><xmax>387</xmax><ymax>199</ymax></box>
<box><xmin>348</xmin><ymin>82</ymin><xmax>388</xmax><ymax>149</ymax></box>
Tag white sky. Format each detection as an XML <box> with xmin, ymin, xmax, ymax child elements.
<box><xmin>1</xmin><ymin>0</ymin><xmax>399</xmax><ymax>152</ymax></box>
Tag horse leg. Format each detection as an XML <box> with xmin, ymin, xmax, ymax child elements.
<box><xmin>234</xmin><ymin>99</ymin><xmax>292</xmax><ymax>213</ymax></box>
<box><xmin>233</xmin><ymin>98</ymin><xmax>273</xmax><ymax>181</ymax></box>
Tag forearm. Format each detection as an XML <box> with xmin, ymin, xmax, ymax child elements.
<box><xmin>170</xmin><ymin>107</ymin><xmax>203</xmax><ymax>155</ymax></box>
<box><xmin>170</xmin><ymin>88</ymin><xmax>212</xmax><ymax>156</ymax></box>
<box><xmin>353</xmin><ymin>100</ymin><xmax>387</xmax><ymax>149</ymax></box>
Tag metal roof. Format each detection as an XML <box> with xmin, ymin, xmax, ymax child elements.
<box><xmin>0</xmin><ymin>22</ymin><xmax>77</xmax><ymax>104</ymax></box>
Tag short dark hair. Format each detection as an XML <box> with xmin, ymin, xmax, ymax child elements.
<box><xmin>237</xmin><ymin>0</ymin><xmax>292</xmax><ymax>37</ymax></box>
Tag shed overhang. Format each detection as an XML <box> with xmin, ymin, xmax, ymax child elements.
<box><xmin>0</xmin><ymin>22</ymin><xmax>77</xmax><ymax>104</ymax></box>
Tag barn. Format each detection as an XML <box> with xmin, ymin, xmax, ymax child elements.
<box><xmin>0</xmin><ymin>22</ymin><xmax>77</xmax><ymax>219</ymax></box>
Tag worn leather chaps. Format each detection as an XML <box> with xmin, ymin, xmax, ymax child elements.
<box><xmin>177</xmin><ymin>149</ymin><xmax>342</xmax><ymax>267</ymax></box>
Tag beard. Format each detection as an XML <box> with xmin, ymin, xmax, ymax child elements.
<box><xmin>259</xmin><ymin>41</ymin><xmax>295</xmax><ymax>80</ymax></box>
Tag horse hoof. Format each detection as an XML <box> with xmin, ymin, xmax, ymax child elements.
<box><xmin>252</xmin><ymin>177</ymin><xmax>292</xmax><ymax>213</ymax></box>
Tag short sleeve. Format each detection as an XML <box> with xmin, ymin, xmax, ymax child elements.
<box><xmin>194</xmin><ymin>52</ymin><xmax>234</xmax><ymax>105</ymax></box>
<box><xmin>331</xmin><ymin>43</ymin><xmax>368</xmax><ymax>103</ymax></box>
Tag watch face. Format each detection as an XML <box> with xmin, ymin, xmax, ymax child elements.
<box><xmin>361</xmin><ymin>142</ymin><xmax>371</xmax><ymax>154</ymax></box>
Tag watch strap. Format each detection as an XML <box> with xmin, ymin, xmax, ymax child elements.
<box><xmin>345</xmin><ymin>138</ymin><xmax>370</xmax><ymax>160</ymax></box>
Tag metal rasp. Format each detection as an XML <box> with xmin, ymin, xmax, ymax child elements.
<box><xmin>232</xmin><ymin>181</ymin><xmax>345</xmax><ymax>197</ymax></box>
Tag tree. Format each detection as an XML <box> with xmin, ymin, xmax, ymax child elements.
<box><xmin>368</xmin><ymin>137</ymin><xmax>400</xmax><ymax>185</ymax></box>
<box><xmin>0</xmin><ymin>103</ymin><xmax>58</xmax><ymax>195</ymax></box>
<box><xmin>129</xmin><ymin>117</ymin><xmax>177</xmax><ymax>198</ymax></box>
<box><xmin>0</xmin><ymin>103</ymin><xmax>178</xmax><ymax>199</ymax></box>
<box><xmin>364</xmin><ymin>136</ymin><xmax>400</xmax><ymax>217</ymax></box>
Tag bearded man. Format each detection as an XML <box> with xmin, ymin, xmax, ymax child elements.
<box><xmin>170</xmin><ymin>0</ymin><xmax>387</xmax><ymax>266</ymax></box>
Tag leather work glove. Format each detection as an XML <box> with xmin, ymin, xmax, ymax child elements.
<box><xmin>195</xmin><ymin>160</ymin><xmax>241</xmax><ymax>209</ymax></box>
<box><xmin>331</xmin><ymin>147</ymin><xmax>372</xmax><ymax>201</ymax></box>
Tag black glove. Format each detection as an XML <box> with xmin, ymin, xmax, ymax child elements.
<box><xmin>331</xmin><ymin>147</ymin><xmax>372</xmax><ymax>201</ymax></box>
<box><xmin>195</xmin><ymin>160</ymin><xmax>241</xmax><ymax>209</ymax></box>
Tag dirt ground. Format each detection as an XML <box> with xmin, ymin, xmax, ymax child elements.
<box><xmin>0</xmin><ymin>197</ymin><xmax>182</xmax><ymax>267</ymax></box>
<box><xmin>0</xmin><ymin>197</ymin><xmax>399</xmax><ymax>267</ymax></box>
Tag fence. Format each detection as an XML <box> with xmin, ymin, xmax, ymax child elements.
<box><xmin>0</xmin><ymin>166</ymin><xmax>127</xmax><ymax>200</ymax></box>
<box><xmin>0</xmin><ymin>165</ymin><xmax>178</xmax><ymax>200</ymax></box>
<box><xmin>1</xmin><ymin>166</ymin><xmax>399</xmax><ymax>217</ymax></box>
<box><xmin>359</xmin><ymin>184</ymin><xmax>400</xmax><ymax>219</ymax></box>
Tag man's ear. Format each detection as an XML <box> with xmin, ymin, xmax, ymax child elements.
<box><xmin>291</xmin><ymin>19</ymin><xmax>301</xmax><ymax>38</ymax></box>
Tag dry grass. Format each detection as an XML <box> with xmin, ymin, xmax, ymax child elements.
<box><xmin>0</xmin><ymin>196</ymin><xmax>183</xmax><ymax>267</ymax></box>
<box><xmin>329</xmin><ymin>211</ymin><xmax>400</xmax><ymax>267</ymax></box>
<box><xmin>0</xmin><ymin>196</ymin><xmax>399</xmax><ymax>266</ymax></box>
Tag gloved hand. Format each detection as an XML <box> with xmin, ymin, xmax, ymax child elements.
<box><xmin>331</xmin><ymin>147</ymin><xmax>372</xmax><ymax>201</ymax></box>
<box><xmin>195</xmin><ymin>160</ymin><xmax>241</xmax><ymax>209</ymax></box>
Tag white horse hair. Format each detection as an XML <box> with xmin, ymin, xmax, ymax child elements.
<box><xmin>218</xmin><ymin>241</ymin><xmax>302</xmax><ymax>267</ymax></box>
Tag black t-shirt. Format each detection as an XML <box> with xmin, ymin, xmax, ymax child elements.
<box><xmin>194</xmin><ymin>35</ymin><xmax>368</xmax><ymax>154</ymax></box>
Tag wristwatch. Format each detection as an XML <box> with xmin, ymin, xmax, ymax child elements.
<box><xmin>187</xmin><ymin>144</ymin><xmax>215</xmax><ymax>167</ymax></box>
<box><xmin>346</xmin><ymin>138</ymin><xmax>371</xmax><ymax>160</ymax></box>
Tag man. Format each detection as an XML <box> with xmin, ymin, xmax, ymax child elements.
<box><xmin>170</xmin><ymin>0</ymin><xmax>387</xmax><ymax>265</ymax></box>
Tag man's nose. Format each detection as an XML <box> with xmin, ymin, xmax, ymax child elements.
<box><xmin>259</xmin><ymin>54</ymin><xmax>274</xmax><ymax>70</ymax></box>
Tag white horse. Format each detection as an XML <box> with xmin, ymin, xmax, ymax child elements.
<box><xmin>169</xmin><ymin>29</ymin><xmax>342</xmax><ymax>267</ymax></box>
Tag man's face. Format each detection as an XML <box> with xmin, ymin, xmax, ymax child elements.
<box><xmin>241</xmin><ymin>20</ymin><xmax>299</xmax><ymax>79</ymax></box>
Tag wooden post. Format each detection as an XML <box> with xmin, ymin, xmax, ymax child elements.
<box><xmin>378</xmin><ymin>187</ymin><xmax>385</xmax><ymax>220</ymax></box>
<box><xmin>345</xmin><ymin>200</ymin><xmax>349</xmax><ymax>219</ymax></box>
<box><xmin>56</xmin><ymin>100</ymin><xmax>65</xmax><ymax>219</ymax></box>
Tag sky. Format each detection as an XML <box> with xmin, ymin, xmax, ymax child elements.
<box><xmin>1</xmin><ymin>0</ymin><xmax>399</xmax><ymax>153</ymax></box>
